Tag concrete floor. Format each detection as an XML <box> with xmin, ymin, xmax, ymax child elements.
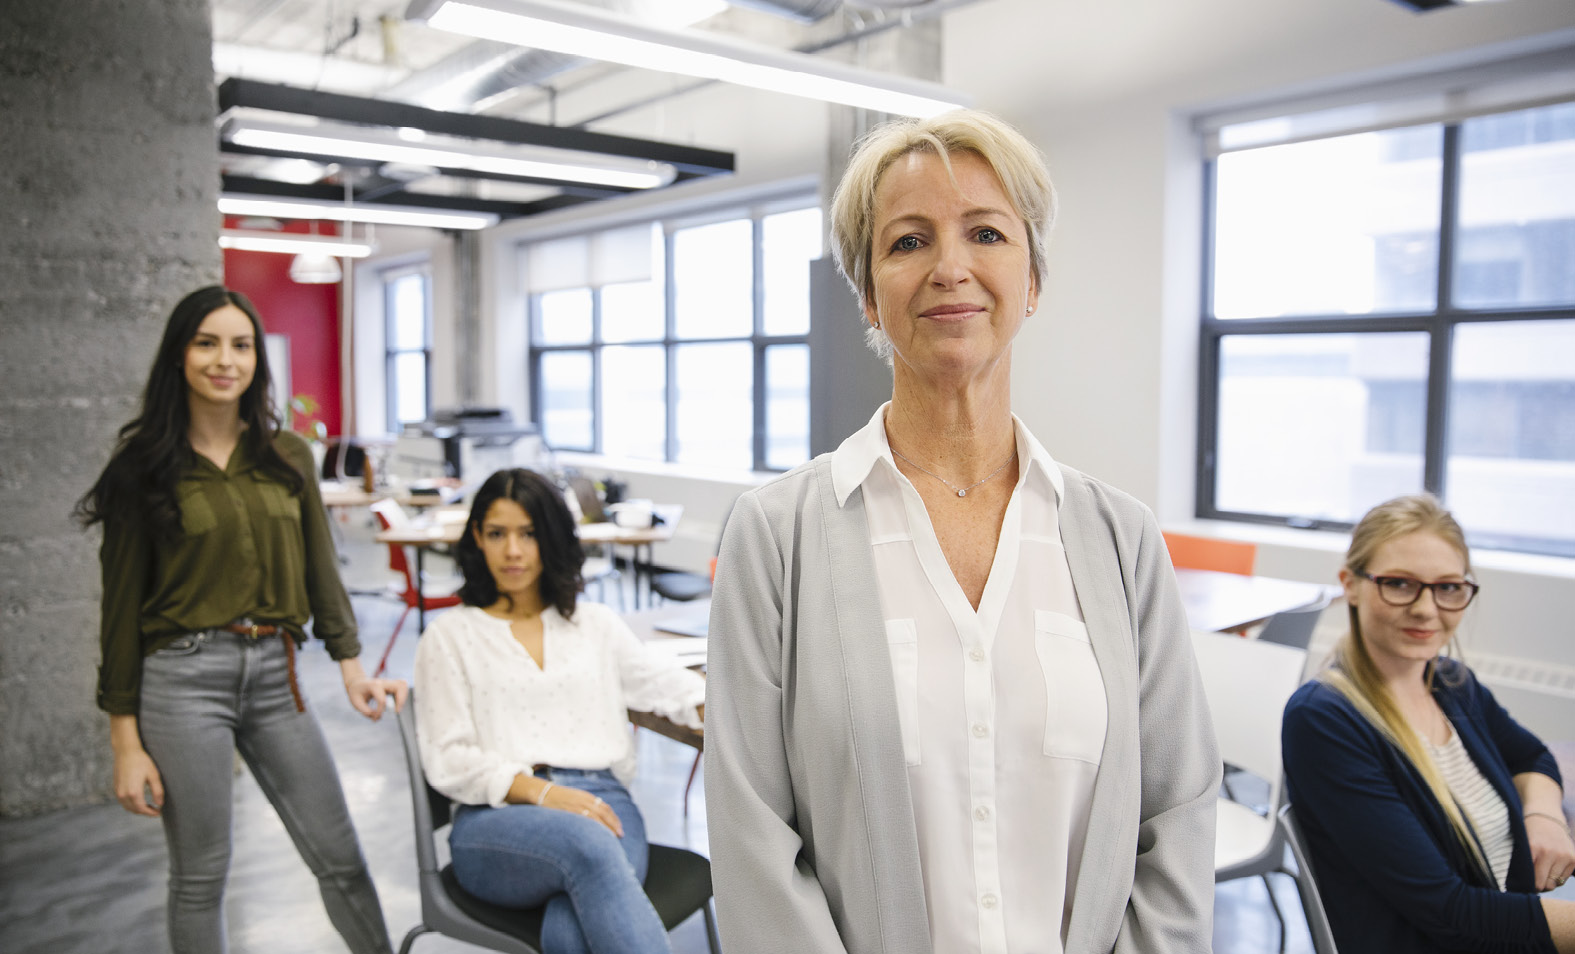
<box><xmin>1</xmin><ymin>516</ymin><xmax>1320</xmax><ymax>953</ymax></box>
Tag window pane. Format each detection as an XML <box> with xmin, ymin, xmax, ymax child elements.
<box><xmin>388</xmin><ymin>274</ymin><xmax>427</xmax><ymax>350</ymax></box>
<box><xmin>536</xmin><ymin>289</ymin><xmax>593</xmax><ymax>345</ymax></box>
<box><xmin>601</xmin><ymin>345</ymin><xmax>666</xmax><ymax>461</ymax></box>
<box><xmin>391</xmin><ymin>351</ymin><xmax>427</xmax><ymax>425</ymax></box>
<box><xmin>539</xmin><ymin>351</ymin><xmax>593</xmax><ymax>450</ymax></box>
<box><xmin>1213</xmin><ymin>126</ymin><xmax>1442</xmax><ymax>319</ymax></box>
<box><xmin>601</xmin><ymin>281</ymin><xmax>663</xmax><ymax>343</ymax></box>
<box><xmin>764</xmin><ymin>344</ymin><xmax>810</xmax><ymax>470</ymax></box>
<box><xmin>1454</xmin><ymin>102</ymin><xmax>1575</xmax><ymax>309</ymax></box>
<box><xmin>674</xmin><ymin>342</ymin><xmax>752</xmax><ymax>469</ymax></box>
<box><xmin>762</xmin><ymin>207</ymin><xmax>823</xmax><ymax>336</ymax></box>
<box><xmin>1215</xmin><ymin>332</ymin><xmax>1428</xmax><ymax>522</ymax></box>
<box><xmin>1446</xmin><ymin>319</ymin><xmax>1575</xmax><ymax>552</ymax></box>
<box><xmin>674</xmin><ymin>219</ymin><xmax>753</xmax><ymax>339</ymax></box>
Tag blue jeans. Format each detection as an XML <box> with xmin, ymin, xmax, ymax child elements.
<box><xmin>449</xmin><ymin>769</ymin><xmax>671</xmax><ymax>954</ymax></box>
<box><xmin>138</xmin><ymin>629</ymin><xmax>393</xmax><ymax>954</ymax></box>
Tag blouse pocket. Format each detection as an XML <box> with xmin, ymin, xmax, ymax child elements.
<box><xmin>884</xmin><ymin>619</ymin><xmax>921</xmax><ymax>767</ymax></box>
<box><xmin>253</xmin><ymin>475</ymin><xmax>301</xmax><ymax>523</ymax></box>
<box><xmin>1033</xmin><ymin>610</ymin><xmax>1108</xmax><ymax>764</ymax></box>
<box><xmin>177</xmin><ymin>486</ymin><xmax>217</xmax><ymax>536</ymax></box>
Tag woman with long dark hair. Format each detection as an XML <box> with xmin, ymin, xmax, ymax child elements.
<box><xmin>413</xmin><ymin>468</ymin><xmax>705</xmax><ymax>954</ymax></box>
<box><xmin>78</xmin><ymin>285</ymin><xmax>406</xmax><ymax>954</ymax></box>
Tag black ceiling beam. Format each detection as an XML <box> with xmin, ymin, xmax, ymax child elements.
<box><xmin>221</xmin><ymin>140</ymin><xmax>636</xmax><ymax>196</ymax></box>
<box><xmin>218</xmin><ymin>78</ymin><xmax>734</xmax><ymax>178</ymax></box>
<box><xmin>221</xmin><ymin>174</ymin><xmax>564</xmax><ymax>220</ymax></box>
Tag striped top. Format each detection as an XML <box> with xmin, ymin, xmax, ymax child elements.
<box><xmin>1429</xmin><ymin>729</ymin><xmax>1514</xmax><ymax>890</ymax></box>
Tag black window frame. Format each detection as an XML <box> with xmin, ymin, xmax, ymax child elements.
<box><xmin>1197</xmin><ymin>108</ymin><xmax>1575</xmax><ymax>557</ymax></box>
<box><xmin>527</xmin><ymin>204</ymin><xmax>819</xmax><ymax>472</ymax></box>
<box><xmin>383</xmin><ymin>265</ymin><xmax>433</xmax><ymax>434</ymax></box>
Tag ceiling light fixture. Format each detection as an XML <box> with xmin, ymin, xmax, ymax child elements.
<box><xmin>223</xmin><ymin>116</ymin><xmax>675</xmax><ymax>190</ymax></box>
<box><xmin>288</xmin><ymin>253</ymin><xmax>344</xmax><ymax>284</ymax></box>
<box><xmin>405</xmin><ymin>0</ymin><xmax>971</xmax><ymax>118</ymax></box>
<box><xmin>218</xmin><ymin>195</ymin><xmax>498</xmax><ymax>230</ymax></box>
<box><xmin>1383</xmin><ymin>0</ymin><xmax>1504</xmax><ymax>10</ymax></box>
<box><xmin>219</xmin><ymin>229</ymin><xmax>375</xmax><ymax>258</ymax></box>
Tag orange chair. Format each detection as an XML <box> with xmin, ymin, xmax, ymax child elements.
<box><xmin>1162</xmin><ymin>531</ymin><xmax>1257</xmax><ymax>576</ymax></box>
<box><xmin>370</xmin><ymin>500</ymin><xmax>463</xmax><ymax>678</ymax></box>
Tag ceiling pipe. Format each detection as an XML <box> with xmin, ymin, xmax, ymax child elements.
<box><xmin>724</xmin><ymin>0</ymin><xmax>841</xmax><ymax>21</ymax></box>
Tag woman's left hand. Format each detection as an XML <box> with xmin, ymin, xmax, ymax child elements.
<box><xmin>1528</xmin><ymin>812</ymin><xmax>1575</xmax><ymax>892</ymax></box>
<box><xmin>339</xmin><ymin>658</ymin><xmax>409</xmax><ymax>721</ymax></box>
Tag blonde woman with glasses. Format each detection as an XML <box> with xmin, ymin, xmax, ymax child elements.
<box><xmin>1283</xmin><ymin>493</ymin><xmax>1575</xmax><ymax>953</ymax></box>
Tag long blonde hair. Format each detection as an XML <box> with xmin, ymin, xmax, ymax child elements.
<box><xmin>1318</xmin><ymin>493</ymin><xmax>1490</xmax><ymax>880</ymax></box>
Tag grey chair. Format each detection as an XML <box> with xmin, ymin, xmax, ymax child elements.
<box><xmin>1279</xmin><ymin>805</ymin><xmax>1340</xmax><ymax>954</ymax></box>
<box><xmin>393</xmin><ymin>695</ymin><xmax>721</xmax><ymax>954</ymax></box>
<box><xmin>1257</xmin><ymin>591</ymin><xmax>1334</xmax><ymax>651</ymax></box>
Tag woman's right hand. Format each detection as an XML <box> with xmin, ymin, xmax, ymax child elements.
<box><xmin>539</xmin><ymin>783</ymin><xmax>623</xmax><ymax>838</ymax></box>
<box><xmin>114</xmin><ymin>746</ymin><xmax>163</xmax><ymax>817</ymax></box>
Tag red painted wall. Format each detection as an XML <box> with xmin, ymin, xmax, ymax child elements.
<box><xmin>222</xmin><ymin>218</ymin><xmax>343</xmax><ymax>437</ymax></box>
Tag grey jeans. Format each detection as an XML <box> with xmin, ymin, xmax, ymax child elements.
<box><xmin>138</xmin><ymin>629</ymin><xmax>393</xmax><ymax>954</ymax></box>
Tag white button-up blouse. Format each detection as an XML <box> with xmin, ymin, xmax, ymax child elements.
<box><xmin>831</xmin><ymin>405</ymin><xmax>1108</xmax><ymax>954</ymax></box>
<box><xmin>413</xmin><ymin>602</ymin><xmax>706</xmax><ymax>807</ymax></box>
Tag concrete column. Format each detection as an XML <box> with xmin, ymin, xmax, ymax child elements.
<box><xmin>0</xmin><ymin>0</ymin><xmax>220</xmax><ymax>815</ymax></box>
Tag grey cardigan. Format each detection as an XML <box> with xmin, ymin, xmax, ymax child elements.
<box><xmin>704</xmin><ymin>454</ymin><xmax>1220</xmax><ymax>954</ymax></box>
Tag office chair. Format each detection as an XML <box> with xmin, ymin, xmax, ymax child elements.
<box><xmin>370</xmin><ymin>499</ymin><xmax>463</xmax><ymax>678</ymax></box>
<box><xmin>650</xmin><ymin>501</ymin><xmax>734</xmax><ymax>605</ymax></box>
<box><xmin>1191</xmin><ymin>629</ymin><xmax>1310</xmax><ymax>953</ymax></box>
<box><xmin>1163</xmin><ymin>531</ymin><xmax>1257</xmax><ymax>576</ymax></box>
<box><xmin>394</xmin><ymin>695</ymin><xmax>722</xmax><ymax>954</ymax></box>
<box><xmin>1279</xmin><ymin>805</ymin><xmax>1341</xmax><ymax>954</ymax></box>
<box><xmin>1256</xmin><ymin>591</ymin><xmax>1335</xmax><ymax>651</ymax></box>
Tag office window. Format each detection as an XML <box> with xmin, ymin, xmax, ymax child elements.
<box><xmin>1200</xmin><ymin>99</ymin><xmax>1575</xmax><ymax>556</ymax></box>
<box><xmin>384</xmin><ymin>267</ymin><xmax>431</xmax><ymax>432</ymax></box>
<box><xmin>526</xmin><ymin>204</ymin><xmax>822</xmax><ymax>471</ymax></box>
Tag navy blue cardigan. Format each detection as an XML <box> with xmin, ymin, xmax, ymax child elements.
<box><xmin>1283</xmin><ymin>660</ymin><xmax>1561</xmax><ymax>954</ymax></box>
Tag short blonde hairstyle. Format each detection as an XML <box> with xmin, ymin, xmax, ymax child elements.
<box><xmin>828</xmin><ymin>109</ymin><xmax>1058</xmax><ymax>359</ymax></box>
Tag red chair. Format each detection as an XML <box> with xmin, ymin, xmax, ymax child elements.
<box><xmin>371</xmin><ymin>500</ymin><xmax>463</xmax><ymax>678</ymax></box>
<box><xmin>1162</xmin><ymin>531</ymin><xmax>1257</xmax><ymax>576</ymax></box>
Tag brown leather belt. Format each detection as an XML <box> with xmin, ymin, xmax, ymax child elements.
<box><xmin>219</xmin><ymin>622</ymin><xmax>304</xmax><ymax>713</ymax></box>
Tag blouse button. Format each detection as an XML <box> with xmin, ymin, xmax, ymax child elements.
<box><xmin>981</xmin><ymin>893</ymin><xmax>999</xmax><ymax>910</ymax></box>
<box><xmin>974</xmin><ymin>805</ymin><xmax>992</xmax><ymax>821</ymax></box>
<box><xmin>969</xmin><ymin>648</ymin><xmax>986</xmax><ymax>663</ymax></box>
<box><xmin>971</xmin><ymin>722</ymin><xmax>989</xmax><ymax>739</ymax></box>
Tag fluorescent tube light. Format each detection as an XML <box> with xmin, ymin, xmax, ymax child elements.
<box><xmin>219</xmin><ymin>195</ymin><xmax>498</xmax><ymax>230</ymax></box>
<box><xmin>406</xmin><ymin>0</ymin><xmax>971</xmax><ymax>118</ymax></box>
<box><xmin>219</xmin><ymin>229</ymin><xmax>375</xmax><ymax>257</ymax></box>
<box><xmin>223</xmin><ymin>117</ymin><xmax>674</xmax><ymax>190</ymax></box>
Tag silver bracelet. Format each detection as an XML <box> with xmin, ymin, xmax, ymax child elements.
<box><xmin>536</xmin><ymin>781</ymin><xmax>555</xmax><ymax>806</ymax></box>
<box><xmin>1525</xmin><ymin>811</ymin><xmax>1572</xmax><ymax>836</ymax></box>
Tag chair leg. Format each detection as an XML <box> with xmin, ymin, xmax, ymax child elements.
<box><xmin>682</xmin><ymin>751</ymin><xmax>703</xmax><ymax>818</ymax></box>
<box><xmin>374</xmin><ymin>603</ymin><xmax>413</xmax><ymax>679</ymax></box>
<box><xmin>1262</xmin><ymin>872</ymin><xmax>1287</xmax><ymax>953</ymax></box>
<box><xmin>396</xmin><ymin>923</ymin><xmax>431</xmax><ymax>954</ymax></box>
<box><xmin>703</xmin><ymin>899</ymin><xmax>722</xmax><ymax>954</ymax></box>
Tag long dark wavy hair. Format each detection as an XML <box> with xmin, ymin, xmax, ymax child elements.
<box><xmin>75</xmin><ymin>285</ymin><xmax>302</xmax><ymax>539</ymax></box>
<box><xmin>455</xmin><ymin>468</ymin><xmax>584</xmax><ymax>619</ymax></box>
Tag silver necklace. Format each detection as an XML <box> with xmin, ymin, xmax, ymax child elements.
<box><xmin>890</xmin><ymin>446</ymin><xmax>1017</xmax><ymax>498</ymax></box>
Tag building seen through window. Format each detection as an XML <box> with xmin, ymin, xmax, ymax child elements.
<box><xmin>1203</xmin><ymin>99</ymin><xmax>1575</xmax><ymax>556</ymax></box>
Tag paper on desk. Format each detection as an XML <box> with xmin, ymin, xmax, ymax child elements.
<box><xmin>644</xmin><ymin>638</ymin><xmax>708</xmax><ymax>665</ymax></box>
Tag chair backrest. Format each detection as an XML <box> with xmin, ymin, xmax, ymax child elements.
<box><xmin>566</xmin><ymin>475</ymin><xmax>607</xmax><ymax>524</ymax></box>
<box><xmin>370</xmin><ymin>500</ymin><xmax>417</xmax><ymax>588</ymax></box>
<box><xmin>1257</xmin><ymin>596</ymin><xmax>1332</xmax><ymax>651</ymax></box>
<box><xmin>1279</xmin><ymin>805</ymin><xmax>1341</xmax><ymax>954</ymax></box>
<box><xmin>395</xmin><ymin>696</ymin><xmax>451</xmax><ymax>880</ymax></box>
<box><xmin>1163</xmin><ymin>531</ymin><xmax>1257</xmax><ymax>576</ymax></box>
<box><xmin>1190</xmin><ymin>630</ymin><xmax>1308</xmax><ymax>794</ymax></box>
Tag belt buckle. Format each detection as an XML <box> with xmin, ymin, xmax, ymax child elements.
<box><xmin>248</xmin><ymin>623</ymin><xmax>261</xmax><ymax>640</ymax></box>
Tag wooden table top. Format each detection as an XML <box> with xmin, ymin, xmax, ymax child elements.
<box><xmin>1174</xmin><ymin>567</ymin><xmax>1330</xmax><ymax>633</ymax></box>
<box><xmin>624</xmin><ymin>600</ymin><xmax>710</xmax><ymax>751</ymax></box>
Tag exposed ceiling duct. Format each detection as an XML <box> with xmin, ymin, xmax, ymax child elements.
<box><xmin>724</xmin><ymin>0</ymin><xmax>841</xmax><ymax>21</ymax></box>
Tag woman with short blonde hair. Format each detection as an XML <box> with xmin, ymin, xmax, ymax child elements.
<box><xmin>706</xmin><ymin>109</ymin><xmax>1219</xmax><ymax>954</ymax></box>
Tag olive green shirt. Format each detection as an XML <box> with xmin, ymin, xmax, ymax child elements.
<box><xmin>97</xmin><ymin>430</ymin><xmax>360</xmax><ymax>715</ymax></box>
